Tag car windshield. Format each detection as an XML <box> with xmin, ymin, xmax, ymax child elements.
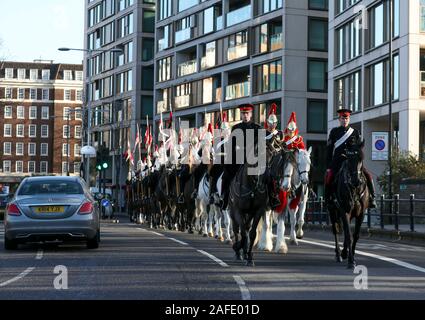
<box><xmin>18</xmin><ymin>181</ymin><xmax>83</xmax><ymax>196</ymax></box>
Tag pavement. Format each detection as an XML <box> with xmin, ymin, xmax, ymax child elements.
<box><xmin>1</xmin><ymin>215</ymin><xmax>425</xmax><ymax>300</ymax></box>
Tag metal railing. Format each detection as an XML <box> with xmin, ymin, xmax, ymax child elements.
<box><xmin>227</xmin><ymin>5</ymin><xmax>251</xmax><ymax>27</ymax></box>
<box><xmin>270</xmin><ymin>33</ymin><xmax>283</xmax><ymax>51</ymax></box>
<box><xmin>201</xmin><ymin>53</ymin><xmax>216</xmax><ymax>70</ymax></box>
<box><xmin>225</xmin><ymin>81</ymin><xmax>250</xmax><ymax>100</ymax></box>
<box><xmin>227</xmin><ymin>43</ymin><xmax>248</xmax><ymax>61</ymax></box>
<box><xmin>175</xmin><ymin>27</ymin><xmax>192</xmax><ymax>44</ymax></box>
<box><xmin>302</xmin><ymin>195</ymin><xmax>425</xmax><ymax>233</ymax></box>
<box><xmin>178</xmin><ymin>59</ymin><xmax>197</xmax><ymax>77</ymax></box>
<box><xmin>174</xmin><ymin>95</ymin><xmax>190</xmax><ymax>109</ymax></box>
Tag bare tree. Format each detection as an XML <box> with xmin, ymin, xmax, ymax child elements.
<box><xmin>0</xmin><ymin>38</ymin><xmax>6</xmax><ymax>69</ymax></box>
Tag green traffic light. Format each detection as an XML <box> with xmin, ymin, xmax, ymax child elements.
<box><xmin>102</xmin><ymin>163</ymin><xmax>108</xmax><ymax>169</ymax></box>
<box><xmin>97</xmin><ymin>165</ymin><xmax>102</xmax><ymax>171</ymax></box>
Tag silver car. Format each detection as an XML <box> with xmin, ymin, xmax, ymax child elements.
<box><xmin>4</xmin><ymin>176</ymin><xmax>100</xmax><ymax>250</ymax></box>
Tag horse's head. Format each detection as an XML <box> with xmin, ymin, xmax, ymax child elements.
<box><xmin>296</xmin><ymin>147</ymin><xmax>312</xmax><ymax>185</ymax></box>
<box><xmin>344</xmin><ymin>140</ymin><xmax>365</xmax><ymax>188</ymax></box>
<box><xmin>276</xmin><ymin>149</ymin><xmax>296</xmax><ymax>191</ymax></box>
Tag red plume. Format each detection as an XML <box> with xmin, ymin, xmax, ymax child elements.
<box><xmin>269</xmin><ymin>103</ymin><xmax>277</xmax><ymax>116</ymax></box>
<box><xmin>208</xmin><ymin>123</ymin><xmax>213</xmax><ymax>134</ymax></box>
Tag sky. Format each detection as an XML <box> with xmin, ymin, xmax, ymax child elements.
<box><xmin>0</xmin><ymin>0</ymin><xmax>85</xmax><ymax>64</ymax></box>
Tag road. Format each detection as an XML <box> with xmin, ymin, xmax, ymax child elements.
<box><xmin>1</xmin><ymin>218</ymin><xmax>425</xmax><ymax>300</ymax></box>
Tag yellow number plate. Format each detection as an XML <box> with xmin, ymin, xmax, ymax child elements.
<box><xmin>34</xmin><ymin>206</ymin><xmax>65</xmax><ymax>213</ymax></box>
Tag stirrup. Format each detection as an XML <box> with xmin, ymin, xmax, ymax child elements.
<box><xmin>209</xmin><ymin>196</ymin><xmax>215</xmax><ymax>205</ymax></box>
<box><xmin>191</xmin><ymin>190</ymin><xmax>198</xmax><ymax>199</ymax></box>
<box><xmin>178</xmin><ymin>194</ymin><xmax>185</xmax><ymax>204</ymax></box>
<box><xmin>369</xmin><ymin>197</ymin><xmax>377</xmax><ymax>209</ymax></box>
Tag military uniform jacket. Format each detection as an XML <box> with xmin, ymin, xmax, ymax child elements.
<box><xmin>225</xmin><ymin>121</ymin><xmax>262</xmax><ymax>165</ymax></box>
<box><xmin>326</xmin><ymin>126</ymin><xmax>361</xmax><ymax>169</ymax></box>
<box><xmin>283</xmin><ymin>135</ymin><xmax>305</xmax><ymax>151</ymax></box>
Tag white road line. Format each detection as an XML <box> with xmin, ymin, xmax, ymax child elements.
<box><xmin>36</xmin><ymin>249</ymin><xmax>43</xmax><ymax>260</ymax></box>
<box><xmin>168</xmin><ymin>238</ymin><xmax>189</xmax><ymax>246</ymax></box>
<box><xmin>233</xmin><ymin>275</ymin><xmax>251</xmax><ymax>300</ymax></box>
<box><xmin>197</xmin><ymin>250</ymin><xmax>229</xmax><ymax>268</ymax></box>
<box><xmin>0</xmin><ymin>267</ymin><xmax>35</xmax><ymax>288</ymax></box>
<box><xmin>150</xmin><ymin>231</ymin><xmax>165</xmax><ymax>237</ymax></box>
<box><xmin>292</xmin><ymin>237</ymin><xmax>425</xmax><ymax>274</ymax></box>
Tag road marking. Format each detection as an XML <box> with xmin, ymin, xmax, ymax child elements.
<box><xmin>168</xmin><ymin>238</ymin><xmax>189</xmax><ymax>246</ymax></box>
<box><xmin>197</xmin><ymin>250</ymin><xmax>229</xmax><ymax>268</ymax></box>
<box><xmin>36</xmin><ymin>249</ymin><xmax>43</xmax><ymax>260</ymax></box>
<box><xmin>150</xmin><ymin>231</ymin><xmax>165</xmax><ymax>237</ymax></box>
<box><xmin>0</xmin><ymin>267</ymin><xmax>35</xmax><ymax>288</ymax></box>
<box><xmin>233</xmin><ymin>275</ymin><xmax>251</xmax><ymax>300</ymax></box>
<box><xmin>292</xmin><ymin>237</ymin><xmax>425</xmax><ymax>274</ymax></box>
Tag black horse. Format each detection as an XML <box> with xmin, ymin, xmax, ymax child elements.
<box><xmin>229</xmin><ymin>154</ymin><xmax>268</xmax><ymax>267</ymax></box>
<box><xmin>328</xmin><ymin>140</ymin><xmax>369</xmax><ymax>269</ymax></box>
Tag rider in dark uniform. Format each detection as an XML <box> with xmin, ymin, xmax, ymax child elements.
<box><xmin>221</xmin><ymin>103</ymin><xmax>262</xmax><ymax>210</ymax></box>
<box><xmin>265</xmin><ymin>104</ymin><xmax>284</xmax><ymax>209</ymax></box>
<box><xmin>325</xmin><ymin>108</ymin><xmax>377</xmax><ymax>209</ymax></box>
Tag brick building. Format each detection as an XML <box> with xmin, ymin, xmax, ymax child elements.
<box><xmin>0</xmin><ymin>60</ymin><xmax>83</xmax><ymax>191</ymax></box>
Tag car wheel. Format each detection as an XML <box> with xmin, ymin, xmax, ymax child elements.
<box><xmin>4</xmin><ymin>236</ymin><xmax>18</xmax><ymax>250</ymax></box>
<box><xmin>87</xmin><ymin>230</ymin><xmax>100</xmax><ymax>249</ymax></box>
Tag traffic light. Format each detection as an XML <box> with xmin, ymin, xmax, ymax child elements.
<box><xmin>96</xmin><ymin>145</ymin><xmax>110</xmax><ymax>171</ymax></box>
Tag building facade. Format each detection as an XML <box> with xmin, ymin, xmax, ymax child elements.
<box><xmin>84</xmin><ymin>0</ymin><xmax>155</xmax><ymax>202</ymax></box>
<box><xmin>0</xmin><ymin>61</ymin><xmax>83</xmax><ymax>190</ymax></box>
<box><xmin>154</xmin><ymin>0</ymin><xmax>329</xmax><ymax>195</ymax></box>
<box><xmin>328</xmin><ymin>0</ymin><xmax>425</xmax><ymax>192</ymax></box>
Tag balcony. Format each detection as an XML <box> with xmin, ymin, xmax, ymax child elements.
<box><xmin>226</xmin><ymin>82</ymin><xmax>250</xmax><ymax>101</ymax></box>
<box><xmin>201</xmin><ymin>54</ymin><xmax>216</xmax><ymax>70</ymax></box>
<box><xmin>227</xmin><ymin>43</ymin><xmax>248</xmax><ymax>61</ymax></box>
<box><xmin>158</xmin><ymin>38</ymin><xmax>167</xmax><ymax>51</ymax></box>
<box><xmin>178</xmin><ymin>59</ymin><xmax>197</xmax><ymax>77</ymax></box>
<box><xmin>175</xmin><ymin>95</ymin><xmax>191</xmax><ymax>109</ymax></box>
<box><xmin>175</xmin><ymin>28</ymin><xmax>192</xmax><ymax>44</ymax></box>
<box><xmin>422</xmin><ymin>72</ymin><xmax>425</xmax><ymax>97</ymax></box>
<box><xmin>226</xmin><ymin>5</ymin><xmax>251</xmax><ymax>27</ymax></box>
<box><xmin>270</xmin><ymin>33</ymin><xmax>283</xmax><ymax>51</ymax></box>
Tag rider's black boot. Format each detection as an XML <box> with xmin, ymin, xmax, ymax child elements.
<box><xmin>365</xmin><ymin>175</ymin><xmax>377</xmax><ymax>209</ymax></box>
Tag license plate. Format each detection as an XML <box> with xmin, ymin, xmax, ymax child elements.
<box><xmin>34</xmin><ymin>206</ymin><xmax>65</xmax><ymax>213</ymax></box>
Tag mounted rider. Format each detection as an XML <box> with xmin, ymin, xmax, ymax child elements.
<box><xmin>264</xmin><ymin>103</ymin><xmax>284</xmax><ymax>209</ymax></box>
<box><xmin>283</xmin><ymin>112</ymin><xmax>305</xmax><ymax>151</ymax></box>
<box><xmin>221</xmin><ymin>103</ymin><xmax>262</xmax><ymax>210</ymax></box>
<box><xmin>325</xmin><ymin>108</ymin><xmax>377</xmax><ymax>209</ymax></box>
<box><xmin>209</xmin><ymin>112</ymin><xmax>231</xmax><ymax>205</ymax></box>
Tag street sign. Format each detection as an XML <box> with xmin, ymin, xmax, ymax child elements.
<box><xmin>101</xmin><ymin>199</ymin><xmax>110</xmax><ymax>207</ymax></box>
<box><xmin>372</xmin><ymin>132</ymin><xmax>388</xmax><ymax>161</ymax></box>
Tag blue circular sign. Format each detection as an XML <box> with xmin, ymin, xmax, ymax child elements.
<box><xmin>375</xmin><ymin>139</ymin><xmax>385</xmax><ymax>151</ymax></box>
<box><xmin>101</xmin><ymin>199</ymin><xmax>110</xmax><ymax>207</ymax></box>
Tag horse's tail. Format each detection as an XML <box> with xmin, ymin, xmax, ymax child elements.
<box><xmin>253</xmin><ymin>215</ymin><xmax>263</xmax><ymax>248</ymax></box>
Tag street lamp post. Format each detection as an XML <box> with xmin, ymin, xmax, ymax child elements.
<box><xmin>59</xmin><ymin>47</ymin><xmax>123</xmax><ymax>186</ymax></box>
<box><xmin>388</xmin><ymin>0</ymin><xmax>394</xmax><ymax>200</ymax></box>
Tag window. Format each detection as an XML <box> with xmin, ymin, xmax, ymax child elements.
<box><xmin>309</xmin><ymin>18</ymin><xmax>328</xmax><ymax>51</ymax></box>
<box><xmin>17</xmin><ymin>106</ymin><xmax>25</xmax><ymax>119</ymax></box>
<box><xmin>143</xmin><ymin>10</ymin><xmax>155</xmax><ymax>33</ymax></box>
<box><xmin>336</xmin><ymin>16</ymin><xmax>362</xmax><ymax>65</ymax></box>
<box><xmin>64</xmin><ymin>89</ymin><xmax>72</xmax><ymax>101</ymax></box>
<box><xmin>40</xmin><ymin>161</ymin><xmax>48</xmax><ymax>174</ymax></box>
<box><xmin>30</xmin><ymin>88</ymin><xmax>37</xmax><ymax>100</ymax></box>
<box><xmin>63</xmin><ymin>107</ymin><xmax>71</xmax><ymax>120</ymax></box>
<box><xmin>30</xmin><ymin>69</ymin><xmax>38</xmax><ymax>80</ymax></box>
<box><xmin>178</xmin><ymin>0</ymin><xmax>198</xmax><ymax>13</ymax></box>
<box><xmin>5</xmin><ymin>68</ymin><xmax>13</xmax><ymax>79</ymax></box>
<box><xmin>64</xmin><ymin>70</ymin><xmax>73</xmax><ymax>80</ymax></box>
<box><xmin>42</xmin><ymin>106</ymin><xmax>49</xmax><ymax>119</ymax></box>
<box><xmin>41</xmin><ymin>125</ymin><xmax>49</xmax><ymax>138</ymax></box>
<box><xmin>16</xmin><ymin>124</ymin><xmax>24</xmax><ymax>137</ymax></box>
<box><xmin>75</xmin><ymin>108</ymin><xmax>82</xmax><ymax>120</ymax></box>
<box><xmin>29</xmin><ymin>125</ymin><xmax>37</xmax><ymax>138</ymax></box>
<box><xmin>254</xmin><ymin>60</ymin><xmax>282</xmax><ymax>94</ymax></box>
<box><xmin>76</xmin><ymin>71</ymin><xmax>83</xmax><ymax>81</ymax></box>
<box><xmin>141</xmin><ymin>67</ymin><xmax>153</xmax><ymax>90</ymax></box>
<box><xmin>118</xmin><ymin>0</ymin><xmax>134</xmax><ymax>11</ymax></box>
<box><xmin>16</xmin><ymin>161</ymin><xmax>24</xmax><ymax>173</ymax></box>
<box><xmin>41</xmin><ymin>143</ymin><xmax>48</xmax><ymax>156</ymax></box>
<box><xmin>335</xmin><ymin>0</ymin><xmax>361</xmax><ymax>15</ymax></box>
<box><xmin>74</xmin><ymin>162</ymin><xmax>81</xmax><ymax>176</ymax></box>
<box><xmin>159</xmin><ymin>0</ymin><xmax>172</xmax><ymax>21</ymax></box>
<box><xmin>4</xmin><ymin>124</ymin><xmax>12</xmax><ymax>137</ymax></box>
<box><xmin>307</xmin><ymin>100</ymin><xmax>327</xmax><ymax>133</ymax></box>
<box><xmin>42</xmin><ymin>89</ymin><xmax>49</xmax><ymax>100</ymax></box>
<box><xmin>421</xmin><ymin>0</ymin><xmax>425</xmax><ymax>32</ymax></box>
<box><xmin>28</xmin><ymin>143</ymin><xmax>36</xmax><ymax>156</ymax></box>
<box><xmin>5</xmin><ymin>87</ymin><xmax>12</xmax><ymax>99</ymax></box>
<box><xmin>42</xmin><ymin>69</ymin><xmax>50</xmax><ymax>80</ymax></box>
<box><xmin>3</xmin><ymin>143</ymin><xmax>12</xmax><ymax>155</ymax></box>
<box><xmin>308</xmin><ymin>59</ymin><xmax>328</xmax><ymax>92</ymax></box>
<box><xmin>117</xmin><ymin>41</ymin><xmax>133</xmax><ymax>66</ymax></box>
<box><xmin>76</xmin><ymin>90</ymin><xmax>83</xmax><ymax>101</ymax></box>
<box><xmin>62</xmin><ymin>162</ymin><xmax>69</xmax><ymax>175</ymax></box>
<box><xmin>75</xmin><ymin>126</ymin><xmax>82</xmax><ymax>139</ymax></box>
<box><xmin>118</xmin><ymin>13</ymin><xmax>133</xmax><ymax>38</ymax></box>
<box><xmin>18</xmin><ymin>88</ymin><xmax>25</xmax><ymax>100</ymax></box>
<box><xmin>258</xmin><ymin>0</ymin><xmax>283</xmax><ymax>15</ymax></box>
<box><xmin>28</xmin><ymin>161</ymin><xmax>36</xmax><ymax>174</ymax></box>
<box><xmin>204</xmin><ymin>7</ymin><xmax>214</xmax><ymax>34</ymax></box>
<box><xmin>3</xmin><ymin>161</ymin><xmax>12</xmax><ymax>174</ymax></box>
<box><xmin>16</xmin><ymin>143</ymin><xmax>24</xmax><ymax>156</ymax></box>
<box><xmin>335</xmin><ymin>70</ymin><xmax>361</xmax><ymax>114</ymax></box>
<box><xmin>29</xmin><ymin>106</ymin><xmax>37</xmax><ymax>119</ymax></box>
<box><xmin>18</xmin><ymin>69</ymin><xmax>26</xmax><ymax>79</ymax></box>
<box><xmin>4</xmin><ymin>106</ymin><xmax>12</xmax><ymax>118</ymax></box>
<box><xmin>142</xmin><ymin>38</ymin><xmax>154</xmax><ymax>61</ymax></box>
<box><xmin>368</xmin><ymin>0</ymin><xmax>399</xmax><ymax>50</ymax></box>
<box><xmin>309</xmin><ymin>0</ymin><xmax>328</xmax><ymax>10</ymax></box>
<box><xmin>74</xmin><ymin>144</ymin><xmax>81</xmax><ymax>157</ymax></box>
<box><xmin>157</xmin><ymin>56</ymin><xmax>172</xmax><ymax>82</ymax></box>
<box><xmin>141</xmin><ymin>96</ymin><xmax>153</xmax><ymax>118</ymax></box>
<box><xmin>63</xmin><ymin>125</ymin><xmax>70</xmax><ymax>138</ymax></box>
<box><xmin>63</xmin><ymin>144</ymin><xmax>70</xmax><ymax>157</ymax></box>
<box><xmin>117</xmin><ymin>70</ymin><xmax>133</xmax><ymax>93</ymax></box>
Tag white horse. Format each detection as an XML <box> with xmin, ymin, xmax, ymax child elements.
<box><xmin>257</xmin><ymin>147</ymin><xmax>312</xmax><ymax>253</ymax></box>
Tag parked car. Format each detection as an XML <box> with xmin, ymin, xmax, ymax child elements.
<box><xmin>4</xmin><ymin>176</ymin><xmax>100</xmax><ymax>250</ymax></box>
